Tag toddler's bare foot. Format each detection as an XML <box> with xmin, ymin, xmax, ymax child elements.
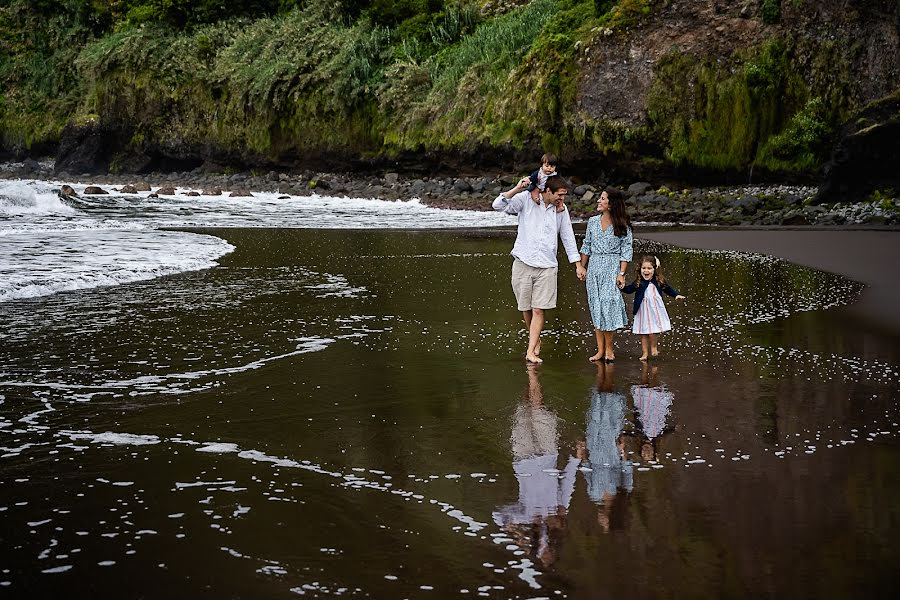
<box><xmin>651</xmin><ymin>349</ymin><xmax>659</xmax><ymax>357</ymax></box>
<box><xmin>604</xmin><ymin>353</ymin><xmax>615</xmax><ymax>363</ymax></box>
<box><xmin>639</xmin><ymin>354</ymin><xmax>649</xmax><ymax>361</ymax></box>
<box><xmin>589</xmin><ymin>352</ymin><xmax>603</xmax><ymax>362</ymax></box>
<box><xmin>526</xmin><ymin>353</ymin><xmax>543</xmax><ymax>364</ymax></box>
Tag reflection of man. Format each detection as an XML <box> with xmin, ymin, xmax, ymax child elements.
<box><xmin>493</xmin><ymin>367</ymin><xmax>579</xmax><ymax>566</ymax></box>
<box><xmin>493</xmin><ymin>175</ymin><xmax>586</xmax><ymax>364</ymax></box>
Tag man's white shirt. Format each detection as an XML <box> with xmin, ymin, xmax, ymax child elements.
<box><xmin>493</xmin><ymin>190</ymin><xmax>580</xmax><ymax>268</ymax></box>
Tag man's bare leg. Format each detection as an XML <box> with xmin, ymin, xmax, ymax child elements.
<box><xmin>526</xmin><ymin>308</ymin><xmax>544</xmax><ymax>363</ymax></box>
<box><xmin>522</xmin><ymin>310</ymin><xmax>541</xmax><ymax>356</ymax></box>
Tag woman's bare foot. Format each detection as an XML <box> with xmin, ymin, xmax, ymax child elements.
<box><xmin>526</xmin><ymin>353</ymin><xmax>543</xmax><ymax>364</ymax></box>
<box><xmin>589</xmin><ymin>352</ymin><xmax>603</xmax><ymax>362</ymax></box>
<box><xmin>534</xmin><ymin>339</ymin><xmax>541</xmax><ymax>356</ymax></box>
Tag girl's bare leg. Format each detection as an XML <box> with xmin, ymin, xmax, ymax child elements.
<box><xmin>639</xmin><ymin>335</ymin><xmax>650</xmax><ymax>361</ymax></box>
<box><xmin>589</xmin><ymin>329</ymin><xmax>605</xmax><ymax>362</ymax></box>
<box><xmin>649</xmin><ymin>333</ymin><xmax>659</xmax><ymax>357</ymax></box>
<box><xmin>603</xmin><ymin>331</ymin><xmax>616</xmax><ymax>361</ymax></box>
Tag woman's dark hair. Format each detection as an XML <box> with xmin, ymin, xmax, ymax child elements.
<box><xmin>606</xmin><ymin>189</ymin><xmax>631</xmax><ymax>237</ymax></box>
<box><xmin>632</xmin><ymin>254</ymin><xmax>667</xmax><ymax>286</ymax></box>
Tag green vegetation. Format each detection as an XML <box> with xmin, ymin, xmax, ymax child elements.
<box><xmin>0</xmin><ymin>0</ymin><xmax>861</xmax><ymax>176</ymax></box>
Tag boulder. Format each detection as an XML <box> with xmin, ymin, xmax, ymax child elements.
<box><xmin>203</xmin><ymin>188</ymin><xmax>222</xmax><ymax>196</ymax></box>
<box><xmin>734</xmin><ymin>195</ymin><xmax>761</xmax><ymax>214</ymax></box>
<box><xmin>134</xmin><ymin>181</ymin><xmax>151</xmax><ymax>191</ymax></box>
<box><xmin>410</xmin><ymin>180</ymin><xmax>427</xmax><ymax>196</ymax></box>
<box><xmin>83</xmin><ymin>186</ymin><xmax>108</xmax><ymax>195</ymax></box>
<box><xmin>157</xmin><ymin>187</ymin><xmax>176</xmax><ymax>195</ymax></box>
<box><xmin>60</xmin><ymin>184</ymin><xmax>78</xmax><ymax>198</ymax></box>
<box><xmin>184</xmin><ymin>191</ymin><xmax>200</xmax><ymax>197</ymax></box>
<box><xmin>229</xmin><ymin>190</ymin><xmax>254</xmax><ymax>197</ymax></box>
<box><xmin>453</xmin><ymin>178</ymin><xmax>472</xmax><ymax>192</ymax></box>
<box><xmin>574</xmin><ymin>185</ymin><xmax>589</xmax><ymax>196</ymax></box>
<box><xmin>384</xmin><ymin>172</ymin><xmax>399</xmax><ymax>185</ymax></box>
<box><xmin>582</xmin><ymin>190</ymin><xmax>595</xmax><ymax>203</ymax></box>
<box><xmin>627</xmin><ymin>182</ymin><xmax>653</xmax><ymax>196</ymax></box>
<box><xmin>119</xmin><ymin>184</ymin><xmax>138</xmax><ymax>194</ymax></box>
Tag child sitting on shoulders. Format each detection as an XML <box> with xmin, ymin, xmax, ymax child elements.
<box><xmin>620</xmin><ymin>255</ymin><xmax>686</xmax><ymax>361</ymax></box>
<box><xmin>527</xmin><ymin>153</ymin><xmax>565</xmax><ymax>212</ymax></box>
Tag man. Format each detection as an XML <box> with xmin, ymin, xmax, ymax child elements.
<box><xmin>493</xmin><ymin>174</ymin><xmax>586</xmax><ymax>363</ymax></box>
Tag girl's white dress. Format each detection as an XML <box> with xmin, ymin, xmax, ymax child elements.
<box><xmin>632</xmin><ymin>283</ymin><xmax>672</xmax><ymax>334</ymax></box>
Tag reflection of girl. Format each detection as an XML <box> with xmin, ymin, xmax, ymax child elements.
<box><xmin>620</xmin><ymin>255</ymin><xmax>685</xmax><ymax>361</ymax></box>
<box><xmin>631</xmin><ymin>363</ymin><xmax>674</xmax><ymax>462</ymax></box>
<box><xmin>579</xmin><ymin>190</ymin><xmax>633</xmax><ymax>363</ymax></box>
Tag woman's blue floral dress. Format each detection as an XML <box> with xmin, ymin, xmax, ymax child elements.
<box><xmin>580</xmin><ymin>216</ymin><xmax>633</xmax><ymax>330</ymax></box>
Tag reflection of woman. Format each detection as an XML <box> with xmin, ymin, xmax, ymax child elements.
<box><xmin>583</xmin><ymin>363</ymin><xmax>632</xmax><ymax>511</ymax></box>
<box><xmin>579</xmin><ymin>190</ymin><xmax>633</xmax><ymax>363</ymax></box>
<box><xmin>493</xmin><ymin>367</ymin><xmax>579</xmax><ymax>566</ymax></box>
<box><xmin>631</xmin><ymin>363</ymin><xmax>674</xmax><ymax>462</ymax></box>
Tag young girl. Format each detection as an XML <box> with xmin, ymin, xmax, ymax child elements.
<box><xmin>620</xmin><ymin>255</ymin><xmax>685</xmax><ymax>360</ymax></box>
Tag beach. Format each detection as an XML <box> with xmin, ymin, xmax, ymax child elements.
<box><xmin>639</xmin><ymin>229</ymin><xmax>900</xmax><ymax>335</ymax></box>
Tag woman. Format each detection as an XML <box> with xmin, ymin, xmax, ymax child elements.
<box><xmin>579</xmin><ymin>190</ymin><xmax>633</xmax><ymax>362</ymax></box>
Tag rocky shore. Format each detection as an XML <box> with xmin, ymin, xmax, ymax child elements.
<box><xmin>4</xmin><ymin>159</ymin><xmax>898</xmax><ymax>227</ymax></box>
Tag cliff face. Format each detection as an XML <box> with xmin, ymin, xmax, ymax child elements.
<box><xmin>579</xmin><ymin>0</ymin><xmax>899</xmax><ymax>122</ymax></box>
<box><xmin>4</xmin><ymin>0</ymin><xmax>899</xmax><ymax>195</ymax></box>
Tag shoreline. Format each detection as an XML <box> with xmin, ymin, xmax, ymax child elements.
<box><xmin>3</xmin><ymin>162</ymin><xmax>898</xmax><ymax>229</ymax></box>
<box><xmin>639</xmin><ymin>229</ymin><xmax>900</xmax><ymax>337</ymax></box>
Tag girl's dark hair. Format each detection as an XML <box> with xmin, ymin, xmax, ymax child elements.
<box><xmin>606</xmin><ymin>189</ymin><xmax>631</xmax><ymax>237</ymax></box>
<box><xmin>632</xmin><ymin>254</ymin><xmax>667</xmax><ymax>286</ymax></box>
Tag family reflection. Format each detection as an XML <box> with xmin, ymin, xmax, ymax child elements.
<box><xmin>631</xmin><ymin>362</ymin><xmax>675</xmax><ymax>462</ymax></box>
<box><xmin>494</xmin><ymin>363</ymin><xmax>677</xmax><ymax>551</ymax></box>
<box><xmin>492</xmin><ymin>366</ymin><xmax>579</xmax><ymax>567</ymax></box>
<box><xmin>580</xmin><ymin>362</ymin><xmax>633</xmax><ymax>532</ymax></box>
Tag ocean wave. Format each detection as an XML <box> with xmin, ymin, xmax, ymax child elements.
<box><xmin>0</xmin><ymin>229</ymin><xmax>234</xmax><ymax>302</ymax></box>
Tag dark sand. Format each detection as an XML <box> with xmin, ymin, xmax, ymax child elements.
<box><xmin>639</xmin><ymin>229</ymin><xmax>900</xmax><ymax>337</ymax></box>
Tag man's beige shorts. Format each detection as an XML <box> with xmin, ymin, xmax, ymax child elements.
<box><xmin>511</xmin><ymin>258</ymin><xmax>558</xmax><ymax>311</ymax></box>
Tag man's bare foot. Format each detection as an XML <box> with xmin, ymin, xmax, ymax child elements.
<box><xmin>589</xmin><ymin>352</ymin><xmax>603</xmax><ymax>362</ymax></box>
<box><xmin>526</xmin><ymin>353</ymin><xmax>543</xmax><ymax>364</ymax></box>
<box><xmin>534</xmin><ymin>340</ymin><xmax>541</xmax><ymax>356</ymax></box>
<box><xmin>639</xmin><ymin>354</ymin><xmax>649</xmax><ymax>361</ymax></box>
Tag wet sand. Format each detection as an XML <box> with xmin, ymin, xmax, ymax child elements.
<box><xmin>638</xmin><ymin>229</ymin><xmax>900</xmax><ymax>336</ymax></box>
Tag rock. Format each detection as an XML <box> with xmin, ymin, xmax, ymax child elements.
<box><xmin>734</xmin><ymin>195</ymin><xmax>761</xmax><ymax>214</ymax></box>
<box><xmin>119</xmin><ymin>184</ymin><xmax>138</xmax><ymax>194</ymax></box>
<box><xmin>54</xmin><ymin>119</ymin><xmax>115</xmax><ymax>175</ymax></box>
<box><xmin>184</xmin><ymin>191</ymin><xmax>200</xmax><ymax>197</ymax></box>
<box><xmin>627</xmin><ymin>182</ymin><xmax>653</xmax><ymax>196</ymax></box>
<box><xmin>203</xmin><ymin>188</ymin><xmax>222</xmax><ymax>196</ymax></box>
<box><xmin>148</xmin><ymin>193</ymin><xmax>158</xmax><ymax>198</ymax></box>
<box><xmin>277</xmin><ymin>195</ymin><xmax>291</xmax><ymax>200</ymax></box>
<box><xmin>582</xmin><ymin>190</ymin><xmax>595</xmax><ymax>203</ymax></box>
<box><xmin>134</xmin><ymin>182</ymin><xmax>151</xmax><ymax>191</ymax></box>
<box><xmin>22</xmin><ymin>158</ymin><xmax>41</xmax><ymax>173</ymax></box>
<box><xmin>59</xmin><ymin>184</ymin><xmax>78</xmax><ymax>198</ymax></box>
<box><xmin>83</xmin><ymin>186</ymin><xmax>108</xmax><ymax>195</ymax></box>
<box><xmin>574</xmin><ymin>185</ymin><xmax>589</xmax><ymax>196</ymax></box>
<box><xmin>229</xmin><ymin>190</ymin><xmax>254</xmax><ymax>197</ymax></box>
<box><xmin>739</xmin><ymin>4</ymin><xmax>752</xmax><ymax>18</ymax></box>
<box><xmin>410</xmin><ymin>180</ymin><xmax>427</xmax><ymax>196</ymax></box>
<box><xmin>384</xmin><ymin>172</ymin><xmax>399</xmax><ymax>185</ymax></box>
<box><xmin>157</xmin><ymin>186</ymin><xmax>176</xmax><ymax>195</ymax></box>
<box><xmin>453</xmin><ymin>178</ymin><xmax>472</xmax><ymax>192</ymax></box>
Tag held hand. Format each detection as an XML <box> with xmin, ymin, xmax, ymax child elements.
<box><xmin>517</xmin><ymin>176</ymin><xmax>531</xmax><ymax>190</ymax></box>
<box><xmin>576</xmin><ymin>264</ymin><xmax>586</xmax><ymax>281</ymax></box>
<box><xmin>616</xmin><ymin>274</ymin><xmax>625</xmax><ymax>288</ymax></box>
